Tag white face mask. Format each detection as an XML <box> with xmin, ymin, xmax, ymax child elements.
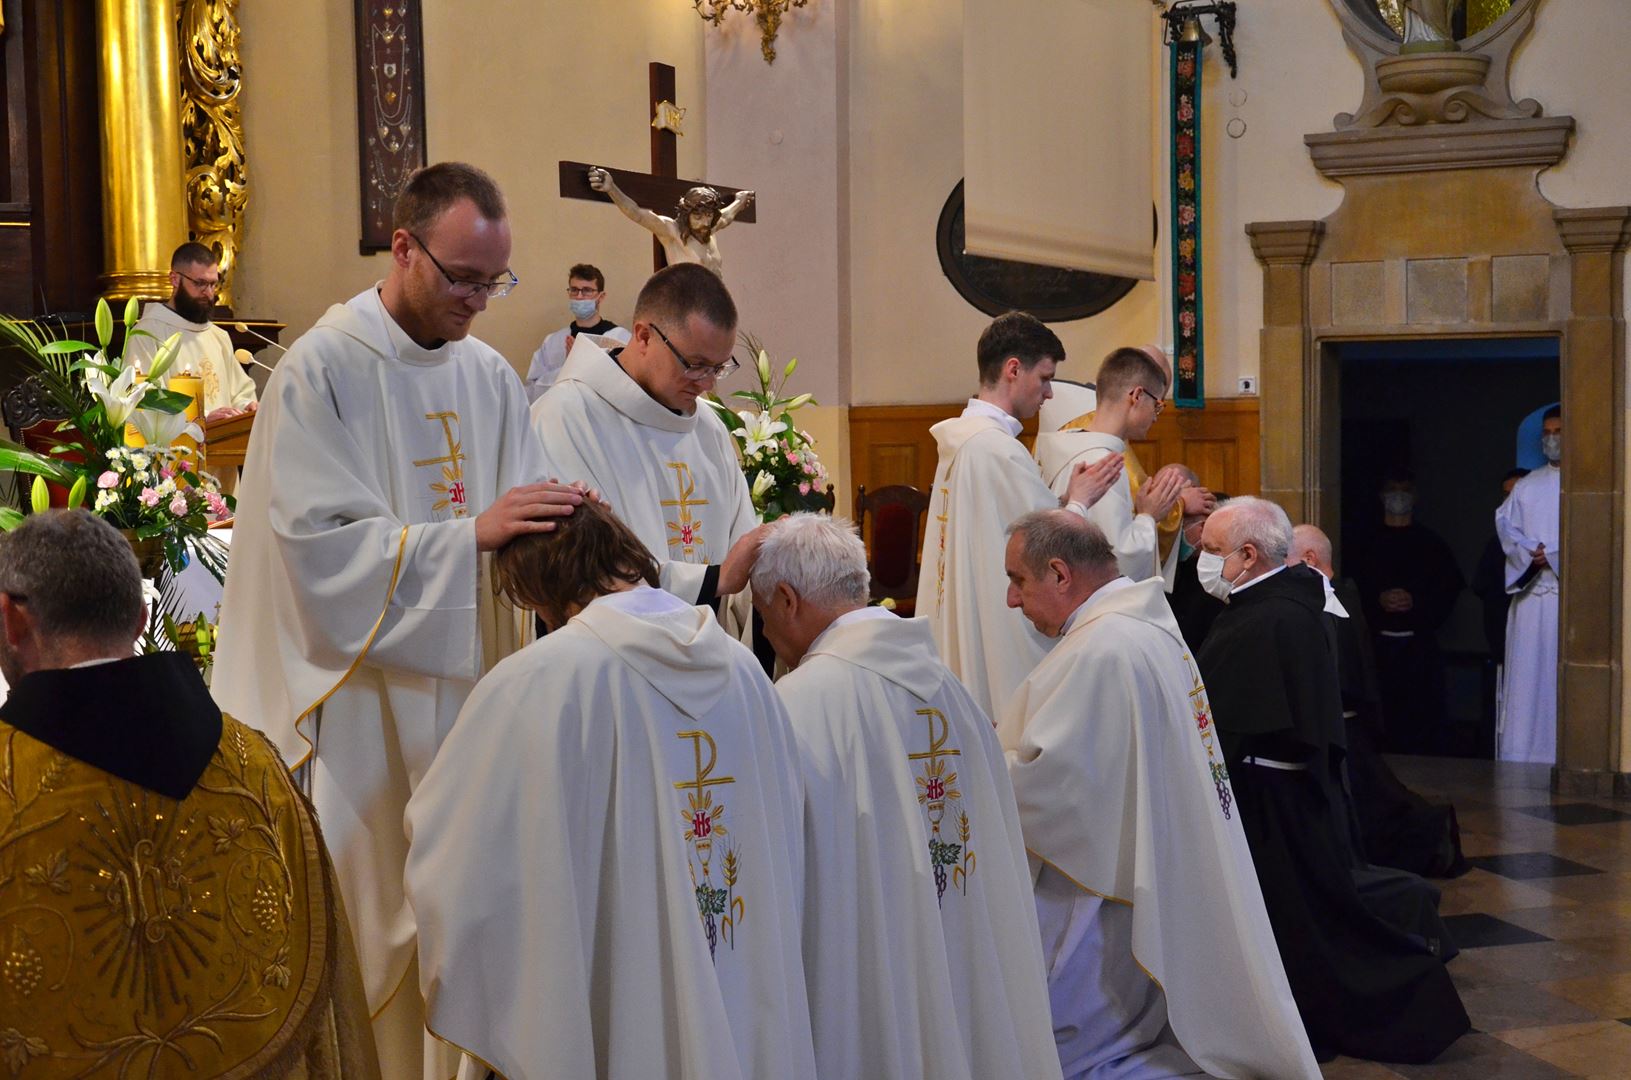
<box><xmin>1541</xmin><ymin>433</ymin><xmax>1562</xmax><ymax>463</ymax></box>
<box><xmin>1381</xmin><ymin>491</ymin><xmax>1414</xmax><ymax>516</ymax></box>
<box><xmin>1196</xmin><ymin>547</ymin><xmax>1244</xmax><ymax>601</ymax></box>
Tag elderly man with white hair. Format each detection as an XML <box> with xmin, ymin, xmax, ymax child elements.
<box><xmin>1000</xmin><ymin>510</ymin><xmax>1319</xmax><ymax>1080</ymax></box>
<box><xmin>1196</xmin><ymin>497</ymin><xmax>1468</xmax><ymax>1065</ymax></box>
<box><xmin>753</xmin><ymin>512</ymin><xmax>1061</xmax><ymax>1080</ymax></box>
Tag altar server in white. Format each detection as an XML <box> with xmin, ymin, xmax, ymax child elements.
<box><xmin>1001</xmin><ymin>511</ymin><xmax>1321</xmax><ymax>1080</ymax></box>
<box><xmin>123</xmin><ymin>241</ymin><xmax>259</xmax><ymax>421</ymax></box>
<box><xmin>213</xmin><ymin>163</ymin><xmax>577</xmax><ymax>1080</ymax></box>
<box><xmin>1496</xmin><ymin>405</ymin><xmax>1562</xmax><ymax>763</ymax></box>
<box><xmin>532</xmin><ymin>263</ymin><xmax>763</xmax><ymax>622</ymax></box>
<box><xmin>754</xmin><ymin>513</ymin><xmax>1061</xmax><ymax>1080</ymax></box>
<box><xmin>917</xmin><ymin>312</ymin><xmax>1121</xmax><ymax>722</ymax></box>
<box><xmin>406</xmin><ymin>501</ymin><xmax>815</xmax><ymax>1080</ymax></box>
<box><xmin>1033</xmin><ymin>347</ymin><xmax>1184</xmax><ymax>584</ymax></box>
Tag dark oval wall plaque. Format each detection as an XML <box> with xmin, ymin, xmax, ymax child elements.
<box><xmin>935</xmin><ymin>180</ymin><xmax>1140</xmax><ymax>323</ymax></box>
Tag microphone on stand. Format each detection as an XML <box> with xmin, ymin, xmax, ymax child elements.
<box><xmin>230</xmin><ymin>322</ymin><xmax>284</xmax><ymax>375</ymax></box>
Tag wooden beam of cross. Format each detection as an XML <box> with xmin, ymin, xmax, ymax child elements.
<box><xmin>558</xmin><ymin>62</ymin><xmax>756</xmax><ymax>272</ymax></box>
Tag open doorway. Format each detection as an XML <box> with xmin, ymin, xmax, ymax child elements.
<box><xmin>1335</xmin><ymin>337</ymin><xmax>1560</xmax><ymax>759</ymax></box>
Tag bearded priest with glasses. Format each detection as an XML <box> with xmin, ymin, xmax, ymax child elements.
<box><xmin>213</xmin><ymin>162</ymin><xmax>582</xmax><ymax>1080</ymax></box>
<box><xmin>530</xmin><ymin>263</ymin><xmax>769</xmax><ymax>637</ymax></box>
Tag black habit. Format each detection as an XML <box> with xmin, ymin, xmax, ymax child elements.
<box><xmin>1198</xmin><ymin>564</ymin><xmax>1469</xmax><ymax>1064</ymax></box>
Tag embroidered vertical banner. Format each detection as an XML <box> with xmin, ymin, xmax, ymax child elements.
<box><xmin>354</xmin><ymin>0</ymin><xmax>427</xmax><ymax>253</ymax></box>
<box><xmin>1170</xmin><ymin>38</ymin><xmax>1204</xmax><ymax>408</ymax></box>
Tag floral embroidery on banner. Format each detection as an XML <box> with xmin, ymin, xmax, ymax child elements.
<box><xmin>674</xmin><ymin>729</ymin><xmax>744</xmax><ymax>960</ymax></box>
<box><xmin>662</xmin><ymin>462</ymin><xmax>710</xmax><ymax>560</ymax></box>
<box><xmin>1183</xmin><ymin>655</ymin><xmax>1233</xmax><ymax>819</ymax></box>
<box><xmin>414</xmin><ymin>411</ymin><xmax>469</xmax><ymax>518</ymax></box>
<box><xmin>909</xmin><ymin>708</ymin><xmax>974</xmax><ymax>905</ymax></box>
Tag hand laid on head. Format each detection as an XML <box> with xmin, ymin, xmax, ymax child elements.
<box><xmin>1065</xmin><ymin>454</ymin><xmax>1123</xmax><ymax>510</ymax></box>
<box><xmin>1378</xmin><ymin>587</ymin><xmax>1414</xmax><ymax>614</ymax></box>
<box><xmin>1180</xmin><ymin>484</ymin><xmax>1216</xmax><ymax>516</ymax></box>
<box><xmin>1134</xmin><ymin>469</ymin><xmax>1186</xmax><ymax>520</ymax></box>
<box><xmin>475</xmin><ymin>481</ymin><xmax>585</xmax><ymax>552</ymax></box>
<box><xmin>717</xmin><ymin>522</ymin><xmax>771</xmax><ymax>596</ymax></box>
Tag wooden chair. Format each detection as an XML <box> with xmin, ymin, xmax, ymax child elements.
<box><xmin>854</xmin><ymin>483</ymin><xmax>931</xmax><ymax>615</ymax></box>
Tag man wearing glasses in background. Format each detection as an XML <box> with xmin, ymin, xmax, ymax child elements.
<box><xmin>523</xmin><ymin>261</ymin><xmax>632</xmax><ymax>402</ymax></box>
<box><xmin>213</xmin><ymin>162</ymin><xmax>584</xmax><ymax>1080</ymax></box>
<box><xmin>124</xmin><ymin>241</ymin><xmax>259</xmax><ymax>422</ymax></box>
<box><xmin>532</xmin><ymin>261</ymin><xmax>768</xmax><ymax>633</ymax></box>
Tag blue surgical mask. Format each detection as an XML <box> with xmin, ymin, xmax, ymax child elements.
<box><xmin>569</xmin><ymin>298</ymin><xmax>599</xmax><ymax>321</ymax></box>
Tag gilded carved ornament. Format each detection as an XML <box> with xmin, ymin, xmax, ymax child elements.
<box><xmin>179</xmin><ymin>0</ymin><xmax>248</xmax><ymax>307</ymax></box>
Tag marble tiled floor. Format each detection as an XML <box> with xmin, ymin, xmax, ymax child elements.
<box><xmin>1322</xmin><ymin>757</ymin><xmax>1631</xmax><ymax>1080</ymax></box>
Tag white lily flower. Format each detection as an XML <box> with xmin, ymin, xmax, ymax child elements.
<box><xmin>129</xmin><ymin>407</ymin><xmax>203</xmax><ymax>449</ymax></box>
<box><xmin>84</xmin><ymin>363</ymin><xmax>151</xmax><ymax>429</ymax></box>
<box><xmin>750</xmin><ymin>470</ymin><xmax>775</xmax><ymax>501</ymax></box>
<box><xmin>737</xmin><ymin>410</ymin><xmax>788</xmax><ymax>457</ymax></box>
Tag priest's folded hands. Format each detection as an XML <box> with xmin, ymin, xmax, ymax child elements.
<box><xmin>474</xmin><ymin>478</ymin><xmax>600</xmax><ymax>550</ymax></box>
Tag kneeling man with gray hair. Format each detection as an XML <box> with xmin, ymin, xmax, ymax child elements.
<box><xmin>1196</xmin><ymin>496</ymin><xmax>1468</xmax><ymax>1064</ymax></box>
<box><xmin>754</xmin><ymin>512</ymin><xmax>1060</xmax><ymax>1080</ymax></box>
<box><xmin>1000</xmin><ymin>509</ymin><xmax>1319</xmax><ymax>1080</ymax></box>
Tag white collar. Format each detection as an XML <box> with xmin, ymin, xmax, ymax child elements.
<box><xmin>1060</xmin><ymin>576</ymin><xmax>1136</xmax><ymax>636</ymax></box>
<box><xmin>963</xmin><ymin>398</ymin><xmax>1023</xmax><ymax>438</ymax></box>
<box><xmin>1231</xmin><ymin>563</ymin><xmax>1289</xmax><ymax>595</ymax></box>
<box><xmin>806</xmin><ymin>604</ymin><xmax>894</xmax><ymax>655</ymax></box>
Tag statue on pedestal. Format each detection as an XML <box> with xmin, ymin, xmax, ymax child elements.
<box><xmin>1402</xmin><ymin>0</ymin><xmax>1464</xmax><ymax>50</ymax></box>
<box><xmin>588</xmin><ymin>166</ymin><xmax>755</xmax><ymax>278</ymax></box>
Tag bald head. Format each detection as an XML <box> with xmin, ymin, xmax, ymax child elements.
<box><xmin>1288</xmin><ymin>523</ymin><xmax>1334</xmax><ymax>578</ymax></box>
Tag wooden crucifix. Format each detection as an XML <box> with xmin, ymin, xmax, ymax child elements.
<box><xmin>559</xmin><ymin>62</ymin><xmax>756</xmax><ymax>274</ymax></box>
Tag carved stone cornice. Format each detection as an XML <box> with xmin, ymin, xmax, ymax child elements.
<box><xmin>1555</xmin><ymin>207</ymin><xmax>1631</xmax><ymax>255</ymax></box>
<box><xmin>1246</xmin><ymin>221</ymin><xmax>1325</xmax><ymax>267</ymax></box>
<box><xmin>1306</xmin><ymin>116</ymin><xmax>1574</xmax><ymax>178</ymax></box>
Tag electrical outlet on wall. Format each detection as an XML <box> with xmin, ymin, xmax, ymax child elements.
<box><xmin>1237</xmin><ymin>376</ymin><xmax>1258</xmax><ymax>395</ymax></box>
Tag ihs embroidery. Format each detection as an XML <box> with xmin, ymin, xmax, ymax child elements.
<box><xmin>413</xmin><ymin>411</ymin><xmax>469</xmax><ymax>518</ymax></box>
<box><xmin>1184</xmin><ymin>655</ymin><xmax>1232</xmax><ymax>819</ymax></box>
<box><xmin>674</xmin><ymin>729</ymin><xmax>744</xmax><ymax>960</ymax></box>
<box><xmin>662</xmin><ymin>462</ymin><xmax>710</xmax><ymax>559</ymax></box>
<box><xmin>909</xmin><ymin>708</ymin><xmax>974</xmax><ymax>905</ymax></box>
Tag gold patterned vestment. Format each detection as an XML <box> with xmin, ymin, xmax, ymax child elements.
<box><xmin>1063</xmin><ymin>409</ymin><xmax>1184</xmax><ymax>561</ymax></box>
<box><xmin>0</xmin><ymin>654</ymin><xmax>378</xmax><ymax>1079</ymax></box>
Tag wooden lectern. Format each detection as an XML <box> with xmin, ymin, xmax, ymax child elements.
<box><xmin>204</xmin><ymin>411</ymin><xmax>256</xmax><ymax>469</ymax></box>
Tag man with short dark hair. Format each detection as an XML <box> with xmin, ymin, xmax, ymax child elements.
<box><xmin>918</xmin><ymin>311</ymin><xmax>1121</xmax><ymax>722</ymax></box>
<box><xmin>1196</xmin><ymin>497</ymin><xmax>1468</xmax><ymax>1065</ymax></box>
<box><xmin>531</xmin><ymin>262</ymin><xmax>766</xmax><ymax>626</ymax></box>
<box><xmin>0</xmin><ymin>511</ymin><xmax>381</xmax><ymax>1078</ymax></box>
<box><xmin>523</xmin><ymin>262</ymin><xmax>631</xmax><ymax>401</ymax></box>
<box><xmin>123</xmin><ymin>241</ymin><xmax>259</xmax><ymax>422</ymax></box>
<box><xmin>753</xmin><ymin>513</ymin><xmax>1060</xmax><ymax>1080</ymax></box>
<box><xmin>1000</xmin><ymin>509</ymin><xmax>1319</xmax><ymax>1080</ymax></box>
<box><xmin>214</xmin><ymin>161</ymin><xmax>577</xmax><ymax>1078</ymax></box>
<box><xmin>1034</xmin><ymin>347</ymin><xmax>1186</xmax><ymax>583</ymax></box>
<box><xmin>405</xmin><ymin>499</ymin><xmax>815</xmax><ymax>1080</ymax></box>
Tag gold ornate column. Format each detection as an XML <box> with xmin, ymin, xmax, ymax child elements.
<box><xmin>95</xmin><ymin>0</ymin><xmax>188</xmax><ymax>301</ymax></box>
<box><xmin>180</xmin><ymin>0</ymin><xmax>247</xmax><ymax>308</ymax></box>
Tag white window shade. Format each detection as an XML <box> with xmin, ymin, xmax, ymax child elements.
<box><xmin>963</xmin><ymin>0</ymin><xmax>1156</xmax><ymax>281</ymax></box>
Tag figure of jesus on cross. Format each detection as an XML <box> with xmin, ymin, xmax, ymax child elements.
<box><xmin>589</xmin><ymin>169</ymin><xmax>754</xmax><ymax>278</ymax></box>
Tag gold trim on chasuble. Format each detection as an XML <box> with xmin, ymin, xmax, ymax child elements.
<box><xmin>0</xmin><ymin>717</ymin><xmax>338</xmax><ymax>1078</ymax></box>
<box><xmin>933</xmin><ymin>482</ymin><xmax>950</xmax><ymax>608</ymax></box>
<box><xmin>1182</xmin><ymin>652</ymin><xmax>1233</xmax><ymax>820</ymax></box>
<box><xmin>674</xmin><ymin>729</ymin><xmax>744</xmax><ymax>961</ymax></box>
<box><xmin>910</xmin><ymin>708</ymin><xmax>974</xmax><ymax>905</ymax></box>
<box><xmin>286</xmin><ymin>525</ymin><xmax>411</xmax><ymax>772</ymax></box>
<box><xmin>661</xmin><ymin>462</ymin><xmax>710</xmax><ymax>560</ymax></box>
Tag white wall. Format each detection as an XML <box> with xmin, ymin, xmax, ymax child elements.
<box><xmin>236</xmin><ymin>0</ymin><xmax>708</xmax><ymax>374</ymax></box>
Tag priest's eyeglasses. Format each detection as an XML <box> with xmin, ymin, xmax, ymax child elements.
<box><xmin>1136</xmin><ymin>387</ymin><xmax>1166</xmax><ymax>415</ymax></box>
<box><xmin>649</xmin><ymin>323</ymin><xmax>740</xmax><ymax>382</ymax></box>
<box><xmin>409</xmin><ymin>233</ymin><xmax>519</xmax><ymax>299</ymax></box>
<box><xmin>175</xmin><ymin>271</ymin><xmax>221</xmax><ymax>294</ymax></box>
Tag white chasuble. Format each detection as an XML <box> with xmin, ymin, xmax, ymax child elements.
<box><xmin>1035</xmin><ymin>429</ymin><xmax>1169</xmax><ymax>587</ymax></box>
<box><xmin>405</xmin><ymin>586</ymin><xmax>816</xmax><ymax>1080</ymax></box>
<box><xmin>124</xmin><ymin>301</ymin><xmax>259</xmax><ymax>414</ymax></box>
<box><xmin>531</xmin><ymin>335</ymin><xmax>757</xmax><ymax>617</ymax></box>
<box><xmin>777</xmin><ymin>609</ymin><xmax>1061</xmax><ymax>1080</ymax></box>
<box><xmin>917</xmin><ymin>408</ymin><xmax>1060</xmax><ymax>724</ymax></box>
<box><xmin>1496</xmin><ymin>464</ymin><xmax>1560</xmax><ymax>763</ymax></box>
<box><xmin>213</xmin><ymin>286</ymin><xmax>546</xmax><ymax>1077</ymax></box>
<box><xmin>1003</xmin><ymin>579</ymin><xmax>1320</xmax><ymax>1080</ymax></box>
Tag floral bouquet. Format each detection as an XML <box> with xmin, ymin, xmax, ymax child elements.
<box><xmin>704</xmin><ymin>336</ymin><xmax>830</xmax><ymax>522</ymax></box>
<box><xmin>0</xmin><ymin>296</ymin><xmax>234</xmax><ymax>577</ymax></box>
